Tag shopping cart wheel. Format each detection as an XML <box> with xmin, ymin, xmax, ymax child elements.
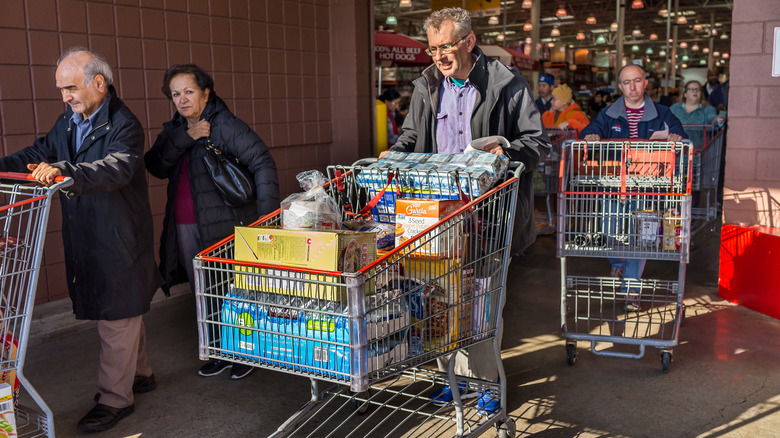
<box><xmin>661</xmin><ymin>351</ymin><xmax>672</xmax><ymax>373</ymax></box>
<box><xmin>566</xmin><ymin>342</ymin><xmax>578</xmax><ymax>366</ymax></box>
<box><xmin>351</xmin><ymin>390</ymin><xmax>370</xmax><ymax>415</ymax></box>
<box><xmin>496</xmin><ymin>418</ymin><xmax>516</xmax><ymax>438</ymax></box>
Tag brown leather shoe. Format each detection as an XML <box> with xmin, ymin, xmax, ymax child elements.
<box><xmin>77</xmin><ymin>403</ymin><xmax>134</xmax><ymax>432</ymax></box>
<box><xmin>132</xmin><ymin>374</ymin><xmax>157</xmax><ymax>394</ymax></box>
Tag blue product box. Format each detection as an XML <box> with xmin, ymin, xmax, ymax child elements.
<box><xmin>259</xmin><ymin>306</ymin><xmax>309</xmax><ymax>371</ymax></box>
<box><xmin>220</xmin><ymin>292</ymin><xmax>264</xmax><ymax>362</ymax></box>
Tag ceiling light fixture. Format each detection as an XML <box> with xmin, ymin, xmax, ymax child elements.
<box><xmin>645</xmin><ymin>47</ymin><xmax>653</xmax><ymax>55</ymax></box>
<box><xmin>497</xmin><ymin>34</ymin><xmax>505</xmax><ymax>41</ymax></box>
<box><xmin>659</xmin><ymin>49</ymin><xmax>666</xmax><ymax>56</ymax></box>
<box><xmin>576</xmin><ymin>31</ymin><xmax>586</xmax><ymax>40</ymax></box>
<box><xmin>658</xmin><ymin>9</ymin><xmax>668</xmax><ymax>17</ymax></box>
<box><xmin>693</xmin><ymin>23</ymin><xmax>703</xmax><ymax>31</ymax></box>
<box><xmin>631</xmin><ymin>45</ymin><xmax>640</xmax><ymax>52</ymax></box>
<box><xmin>522</xmin><ymin>0</ymin><xmax>532</xmax><ymax>9</ymax></box>
<box><xmin>586</xmin><ymin>16</ymin><xmax>597</xmax><ymax>25</ymax></box>
<box><xmin>632</xmin><ymin>29</ymin><xmax>642</xmax><ymax>37</ymax></box>
<box><xmin>631</xmin><ymin>0</ymin><xmax>644</xmax><ymax>9</ymax></box>
<box><xmin>399</xmin><ymin>0</ymin><xmax>412</xmax><ymax>7</ymax></box>
<box><xmin>677</xmin><ymin>15</ymin><xmax>688</xmax><ymax>24</ymax></box>
<box><xmin>713</xmin><ymin>51</ymin><xmax>720</xmax><ymax>57</ymax></box>
<box><xmin>523</xmin><ymin>22</ymin><xmax>533</xmax><ymax>31</ymax></box>
<box><xmin>556</xmin><ymin>6</ymin><xmax>568</xmax><ymax>18</ymax></box>
<box><xmin>679</xmin><ymin>41</ymin><xmax>688</xmax><ymax>48</ymax></box>
<box><xmin>702</xmin><ymin>47</ymin><xmax>710</xmax><ymax>53</ymax></box>
<box><xmin>385</xmin><ymin>15</ymin><xmax>397</xmax><ymax>25</ymax></box>
<box><xmin>551</xmin><ymin>27</ymin><xmax>560</xmax><ymax>37</ymax></box>
<box><xmin>548</xmin><ymin>42</ymin><xmax>555</xmax><ymax>47</ymax></box>
<box><xmin>489</xmin><ymin>16</ymin><xmax>499</xmax><ymax>25</ymax></box>
<box><xmin>610</xmin><ymin>22</ymin><xmax>618</xmax><ymax>31</ymax></box>
<box><xmin>720</xmin><ymin>33</ymin><xmax>729</xmax><ymax>39</ymax></box>
<box><xmin>649</xmin><ymin>33</ymin><xmax>658</xmax><ymax>40</ymax></box>
<box><xmin>722</xmin><ymin>52</ymin><xmax>729</xmax><ymax>58</ymax></box>
<box><xmin>691</xmin><ymin>44</ymin><xmax>699</xmax><ymax>51</ymax></box>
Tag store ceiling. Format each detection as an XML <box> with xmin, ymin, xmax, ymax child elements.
<box><xmin>375</xmin><ymin>0</ymin><xmax>734</xmax><ymax>63</ymax></box>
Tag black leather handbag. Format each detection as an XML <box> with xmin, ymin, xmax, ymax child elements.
<box><xmin>202</xmin><ymin>139</ymin><xmax>256</xmax><ymax>207</ymax></box>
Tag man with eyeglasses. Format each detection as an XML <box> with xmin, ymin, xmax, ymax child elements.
<box><xmin>381</xmin><ymin>7</ymin><xmax>550</xmax><ymax>416</ymax></box>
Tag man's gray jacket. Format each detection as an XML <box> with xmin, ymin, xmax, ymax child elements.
<box><xmin>391</xmin><ymin>46</ymin><xmax>551</xmax><ymax>254</ymax></box>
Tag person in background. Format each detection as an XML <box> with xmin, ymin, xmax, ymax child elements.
<box><xmin>581</xmin><ymin>63</ymin><xmax>687</xmax><ymax>312</ymax></box>
<box><xmin>144</xmin><ymin>64</ymin><xmax>279</xmax><ymax>380</ymax></box>
<box><xmin>542</xmin><ymin>84</ymin><xmax>590</xmax><ymax>137</ymax></box>
<box><xmin>670</xmin><ymin>80</ymin><xmax>726</xmax><ymax>147</ymax></box>
<box><xmin>646</xmin><ymin>79</ymin><xmax>673</xmax><ymax>107</ymax></box>
<box><xmin>381</xmin><ymin>7</ymin><xmax>550</xmax><ymax>415</ymax></box>
<box><xmin>379</xmin><ymin>88</ymin><xmax>402</xmax><ymax>146</ymax></box>
<box><xmin>587</xmin><ymin>91</ymin><xmax>605</xmax><ymax>120</ymax></box>
<box><xmin>394</xmin><ymin>95</ymin><xmax>410</xmax><ymax>129</ymax></box>
<box><xmin>0</xmin><ymin>48</ymin><xmax>161</xmax><ymax>432</ymax></box>
<box><xmin>703</xmin><ymin>67</ymin><xmax>720</xmax><ymax>102</ymax></box>
<box><xmin>534</xmin><ymin>73</ymin><xmax>555</xmax><ymax>114</ymax></box>
<box><xmin>708</xmin><ymin>78</ymin><xmax>729</xmax><ymax>113</ymax></box>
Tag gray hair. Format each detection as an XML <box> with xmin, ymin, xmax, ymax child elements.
<box><xmin>57</xmin><ymin>47</ymin><xmax>114</xmax><ymax>86</ymax></box>
<box><xmin>423</xmin><ymin>7</ymin><xmax>472</xmax><ymax>38</ymax></box>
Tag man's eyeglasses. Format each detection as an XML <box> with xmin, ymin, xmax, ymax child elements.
<box><xmin>425</xmin><ymin>34</ymin><xmax>469</xmax><ymax>56</ymax></box>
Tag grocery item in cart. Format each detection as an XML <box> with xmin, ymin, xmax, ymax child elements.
<box><xmin>220</xmin><ymin>291</ymin><xmax>264</xmax><ymax>362</ymax></box>
<box><xmin>281</xmin><ymin>170</ymin><xmax>341</xmax><ymax>230</ymax></box>
<box><xmin>663</xmin><ymin>208</ymin><xmax>682</xmax><ymax>251</ymax></box>
<box><xmin>0</xmin><ymin>383</ymin><xmax>15</xmax><ymax>437</ymax></box>
<box><xmin>342</xmin><ymin>219</ymin><xmax>395</xmax><ymax>250</ymax></box>
<box><xmin>378</xmin><ymin>151</ymin><xmax>408</xmax><ymax>162</ymax></box>
<box><xmin>233</xmin><ymin>227</ymin><xmax>376</xmax><ymax>300</ymax></box>
<box><xmin>395</xmin><ymin>199</ymin><xmax>462</xmax><ymax>258</ymax></box>
<box><xmin>634</xmin><ymin>210</ymin><xmax>661</xmax><ymax>248</ymax></box>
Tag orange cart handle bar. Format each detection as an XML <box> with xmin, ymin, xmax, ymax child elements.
<box><xmin>0</xmin><ymin>172</ymin><xmax>67</xmax><ymax>183</ymax></box>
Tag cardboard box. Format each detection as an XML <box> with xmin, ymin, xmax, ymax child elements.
<box><xmin>395</xmin><ymin>199</ymin><xmax>463</xmax><ymax>258</ymax></box>
<box><xmin>0</xmin><ymin>383</ymin><xmax>16</xmax><ymax>437</ymax></box>
<box><xmin>233</xmin><ymin>227</ymin><xmax>377</xmax><ymax>300</ymax></box>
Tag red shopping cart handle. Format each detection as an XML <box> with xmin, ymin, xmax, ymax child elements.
<box><xmin>0</xmin><ymin>172</ymin><xmax>67</xmax><ymax>183</ymax></box>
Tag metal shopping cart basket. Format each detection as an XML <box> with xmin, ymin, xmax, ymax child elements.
<box><xmin>0</xmin><ymin>172</ymin><xmax>72</xmax><ymax>437</ymax></box>
<box><xmin>535</xmin><ymin>128</ymin><xmax>577</xmax><ymax>235</ymax></box>
<box><xmin>682</xmin><ymin>124</ymin><xmax>726</xmax><ymax>233</ymax></box>
<box><xmin>194</xmin><ymin>159</ymin><xmax>523</xmax><ymax>437</ymax></box>
<box><xmin>556</xmin><ymin>140</ymin><xmax>692</xmax><ymax>373</ymax></box>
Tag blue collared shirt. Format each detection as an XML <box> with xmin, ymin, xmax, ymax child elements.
<box><xmin>435</xmin><ymin>76</ymin><xmax>477</xmax><ymax>154</ymax></box>
<box><xmin>70</xmin><ymin>99</ymin><xmax>107</xmax><ymax>152</ymax></box>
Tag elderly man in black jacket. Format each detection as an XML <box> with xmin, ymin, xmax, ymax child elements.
<box><xmin>0</xmin><ymin>48</ymin><xmax>161</xmax><ymax>432</ymax></box>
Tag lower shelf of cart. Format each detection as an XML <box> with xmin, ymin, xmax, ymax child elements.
<box><xmin>270</xmin><ymin>368</ymin><xmax>508</xmax><ymax>438</ymax></box>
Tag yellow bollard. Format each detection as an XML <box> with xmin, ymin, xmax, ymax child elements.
<box><xmin>375</xmin><ymin>100</ymin><xmax>388</xmax><ymax>156</ymax></box>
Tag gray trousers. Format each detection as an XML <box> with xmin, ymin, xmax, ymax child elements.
<box><xmin>177</xmin><ymin>223</ymin><xmax>201</xmax><ymax>293</ymax></box>
<box><xmin>96</xmin><ymin>316</ymin><xmax>152</xmax><ymax>408</ymax></box>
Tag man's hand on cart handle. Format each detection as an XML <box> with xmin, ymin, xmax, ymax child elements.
<box><xmin>667</xmin><ymin>133</ymin><xmax>683</xmax><ymax>142</ymax></box>
<box><xmin>584</xmin><ymin>134</ymin><xmax>601</xmax><ymax>141</ymax></box>
<box><xmin>27</xmin><ymin>163</ymin><xmax>62</xmax><ymax>187</ymax></box>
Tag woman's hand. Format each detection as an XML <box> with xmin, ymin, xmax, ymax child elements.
<box><xmin>557</xmin><ymin>121</ymin><xmax>570</xmax><ymax>129</ymax></box>
<box><xmin>187</xmin><ymin>120</ymin><xmax>210</xmax><ymax>140</ymax></box>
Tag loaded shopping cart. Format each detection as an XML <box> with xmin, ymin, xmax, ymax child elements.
<box><xmin>556</xmin><ymin>141</ymin><xmax>692</xmax><ymax>372</ymax></box>
<box><xmin>682</xmin><ymin>124</ymin><xmax>726</xmax><ymax>233</ymax></box>
<box><xmin>0</xmin><ymin>172</ymin><xmax>72</xmax><ymax>437</ymax></box>
<box><xmin>194</xmin><ymin>158</ymin><xmax>523</xmax><ymax>437</ymax></box>
<box><xmin>535</xmin><ymin>128</ymin><xmax>577</xmax><ymax>235</ymax></box>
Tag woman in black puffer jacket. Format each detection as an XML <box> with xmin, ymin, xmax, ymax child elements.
<box><xmin>145</xmin><ymin>65</ymin><xmax>279</xmax><ymax>379</ymax></box>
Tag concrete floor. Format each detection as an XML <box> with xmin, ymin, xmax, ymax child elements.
<box><xmin>19</xmin><ymin>223</ymin><xmax>780</xmax><ymax>437</ymax></box>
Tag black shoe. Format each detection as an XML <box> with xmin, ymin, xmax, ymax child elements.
<box><xmin>230</xmin><ymin>363</ymin><xmax>254</xmax><ymax>380</ymax></box>
<box><xmin>133</xmin><ymin>374</ymin><xmax>157</xmax><ymax>394</ymax></box>
<box><xmin>198</xmin><ymin>359</ymin><xmax>232</xmax><ymax>377</ymax></box>
<box><xmin>77</xmin><ymin>403</ymin><xmax>134</xmax><ymax>433</ymax></box>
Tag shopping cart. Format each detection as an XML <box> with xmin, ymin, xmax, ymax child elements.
<box><xmin>535</xmin><ymin>128</ymin><xmax>577</xmax><ymax>235</ymax></box>
<box><xmin>556</xmin><ymin>140</ymin><xmax>692</xmax><ymax>373</ymax></box>
<box><xmin>0</xmin><ymin>172</ymin><xmax>72</xmax><ymax>437</ymax></box>
<box><xmin>682</xmin><ymin>124</ymin><xmax>726</xmax><ymax>233</ymax></box>
<box><xmin>194</xmin><ymin>159</ymin><xmax>523</xmax><ymax>437</ymax></box>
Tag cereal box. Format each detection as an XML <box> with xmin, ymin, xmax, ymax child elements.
<box><xmin>395</xmin><ymin>199</ymin><xmax>462</xmax><ymax>258</ymax></box>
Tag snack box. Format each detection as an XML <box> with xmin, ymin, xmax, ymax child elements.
<box><xmin>395</xmin><ymin>199</ymin><xmax>463</xmax><ymax>258</ymax></box>
<box><xmin>0</xmin><ymin>383</ymin><xmax>15</xmax><ymax>437</ymax></box>
<box><xmin>234</xmin><ymin>227</ymin><xmax>377</xmax><ymax>300</ymax></box>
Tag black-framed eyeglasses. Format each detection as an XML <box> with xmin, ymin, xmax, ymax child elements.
<box><xmin>425</xmin><ymin>34</ymin><xmax>469</xmax><ymax>56</ymax></box>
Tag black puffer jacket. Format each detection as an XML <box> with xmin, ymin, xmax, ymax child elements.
<box><xmin>0</xmin><ymin>86</ymin><xmax>161</xmax><ymax>320</ymax></box>
<box><xmin>145</xmin><ymin>94</ymin><xmax>279</xmax><ymax>294</ymax></box>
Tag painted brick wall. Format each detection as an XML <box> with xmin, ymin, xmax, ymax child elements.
<box><xmin>722</xmin><ymin>1</ymin><xmax>780</xmax><ymax>227</ymax></box>
<box><xmin>0</xmin><ymin>0</ymin><xmax>372</xmax><ymax>304</ymax></box>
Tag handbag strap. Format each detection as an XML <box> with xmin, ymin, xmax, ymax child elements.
<box><xmin>206</xmin><ymin>139</ymin><xmax>240</xmax><ymax>164</ymax></box>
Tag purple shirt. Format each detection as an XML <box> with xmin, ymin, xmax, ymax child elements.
<box><xmin>435</xmin><ymin>77</ymin><xmax>477</xmax><ymax>154</ymax></box>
